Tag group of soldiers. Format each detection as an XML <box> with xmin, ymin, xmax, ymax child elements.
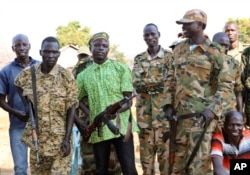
<box><xmin>70</xmin><ymin>9</ymin><xmax>250</xmax><ymax>175</ymax></box>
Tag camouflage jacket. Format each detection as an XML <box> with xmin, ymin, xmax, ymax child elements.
<box><xmin>132</xmin><ymin>46</ymin><xmax>173</xmax><ymax>128</ymax></box>
<box><xmin>15</xmin><ymin>63</ymin><xmax>79</xmax><ymax>156</ymax></box>
<box><xmin>72</xmin><ymin>58</ymin><xmax>93</xmax><ymax>78</ymax></box>
<box><xmin>162</xmin><ymin>38</ymin><xmax>230</xmax><ymax>118</ymax></box>
<box><xmin>241</xmin><ymin>46</ymin><xmax>250</xmax><ymax>89</ymax></box>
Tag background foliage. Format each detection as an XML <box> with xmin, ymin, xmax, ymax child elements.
<box><xmin>56</xmin><ymin>21</ymin><xmax>129</xmax><ymax>65</ymax></box>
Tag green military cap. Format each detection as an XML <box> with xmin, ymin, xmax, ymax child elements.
<box><xmin>88</xmin><ymin>32</ymin><xmax>109</xmax><ymax>45</ymax></box>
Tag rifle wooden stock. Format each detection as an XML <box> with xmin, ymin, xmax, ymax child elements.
<box><xmin>28</xmin><ymin>100</ymin><xmax>39</xmax><ymax>164</ymax></box>
<box><xmin>82</xmin><ymin>95</ymin><xmax>136</xmax><ymax>140</ymax></box>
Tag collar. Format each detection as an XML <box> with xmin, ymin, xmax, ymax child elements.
<box><xmin>145</xmin><ymin>46</ymin><xmax>165</xmax><ymax>60</ymax></box>
<box><xmin>92</xmin><ymin>59</ymin><xmax>110</xmax><ymax>69</ymax></box>
<box><xmin>187</xmin><ymin>38</ymin><xmax>212</xmax><ymax>52</ymax></box>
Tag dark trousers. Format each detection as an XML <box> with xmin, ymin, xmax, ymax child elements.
<box><xmin>93</xmin><ymin>134</ymin><xmax>138</xmax><ymax>175</ymax></box>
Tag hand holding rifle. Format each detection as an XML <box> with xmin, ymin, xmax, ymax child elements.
<box><xmin>81</xmin><ymin>95</ymin><xmax>136</xmax><ymax>141</ymax></box>
<box><xmin>27</xmin><ymin>98</ymin><xmax>39</xmax><ymax>164</ymax></box>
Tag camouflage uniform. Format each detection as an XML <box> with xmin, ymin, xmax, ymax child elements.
<box><xmin>132</xmin><ymin>47</ymin><xmax>173</xmax><ymax>175</ymax></box>
<box><xmin>74</xmin><ymin>59</ymin><xmax>122</xmax><ymax>175</ymax></box>
<box><xmin>162</xmin><ymin>39</ymin><xmax>230</xmax><ymax>175</ymax></box>
<box><xmin>241</xmin><ymin>46</ymin><xmax>250</xmax><ymax>126</ymax></box>
<box><xmin>219</xmin><ymin>53</ymin><xmax>243</xmax><ymax>126</ymax></box>
<box><xmin>14</xmin><ymin>63</ymin><xmax>79</xmax><ymax>175</ymax></box>
<box><xmin>72</xmin><ymin>58</ymin><xmax>93</xmax><ymax>78</ymax></box>
<box><xmin>227</xmin><ymin>42</ymin><xmax>245</xmax><ymax>65</ymax></box>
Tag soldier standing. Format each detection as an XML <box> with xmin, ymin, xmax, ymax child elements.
<box><xmin>15</xmin><ymin>36</ymin><xmax>78</xmax><ymax>175</ymax></box>
<box><xmin>132</xmin><ymin>23</ymin><xmax>173</xmax><ymax>175</ymax></box>
<box><xmin>162</xmin><ymin>9</ymin><xmax>229</xmax><ymax>175</ymax></box>
<box><xmin>212</xmin><ymin>32</ymin><xmax>243</xmax><ymax>126</ymax></box>
<box><xmin>224</xmin><ymin>22</ymin><xmax>245</xmax><ymax>64</ymax></box>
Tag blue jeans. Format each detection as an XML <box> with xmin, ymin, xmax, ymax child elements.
<box><xmin>9</xmin><ymin>128</ymin><xmax>28</xmax><ymax>175</ymax></box>
<box><xmin>93</xmin><ymin>134</ymin><xmax>138</xmax><ymax>175</ymax></box>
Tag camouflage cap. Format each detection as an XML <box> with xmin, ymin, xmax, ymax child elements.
<box><xmin>176</xmin><ymin>9</ymin><xmax>207</xmax><ymax>25</ymax></box>
<box><xmin>77</xmin><ymin>45</ymin><xmax>91</xmax><ymax>56</ymax></box>
<box><xmin>88</xmin><ymin>32</ymin><xmax>109</xmax><ymax>45</ymax></box>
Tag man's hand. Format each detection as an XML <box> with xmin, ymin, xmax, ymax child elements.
<box><xmin>74</xmin><ymin>116</ymin><xmax>88</xmax><ymax>135</ymax></box>
<box><xmin>15</xmin><ymin>110</ymin><xmax>29</xmax><ymax>122</ymax></box>
<box><xmin>162</xmin><ymin>104</ymin><xmax>175</xmax><ymax>120</ymax></box>
<box><xmin>61</xmin><ymin>139</ymin><xmax>70</xmax><ymax>157</ymax></box>
<box><xmin>198</xmin><ymin>109</ymin><xmax>214</xmax><ymax>128</ymax></box>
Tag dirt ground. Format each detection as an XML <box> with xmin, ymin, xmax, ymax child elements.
<box><xmin>0</xmin><ymin>108</ymin><xmax>159</xmax><ymax>175</ymax></box>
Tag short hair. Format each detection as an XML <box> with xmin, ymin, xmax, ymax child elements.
<box><xmin>224</xmin><ymin>22</ymin><xmax>239</xmax><ymax>31</ymax></box>
<box><xmin>224</xmin><ymin>111</ymin><xmax>243</xmax><ymax>125</ymax></box>
<box><xmin>144</xmin><ymin>23</ymin><xmax>159</xmax><ymax>31</ymax></box>
<box><xmin>41</xmin><ymin>36</ymin><xmax>60</xmax><ymax>48</ymax></box>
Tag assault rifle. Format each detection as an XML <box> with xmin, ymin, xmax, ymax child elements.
<box><xmin>161</xmin><ymin>105</ymin><xmax>203</xmax><ymax>175</ymax></box>
<box><xmin>27</xmin><ymin>99</ymin><xmax>39</xmax><ymax>164</ymax></box>
<box><xmin>81</xmin><ymin>95</ymin><xmax>136</xmax><ymax>141</ymax></box>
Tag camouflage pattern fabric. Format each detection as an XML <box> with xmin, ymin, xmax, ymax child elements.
<box><xmin>29</xmin><ymin>145</ymin><xmax>72</xmax><ymax>175</ymax></box>
<box><xmin>218</xmin><ymin>54</ymin><xmax>243</xmax><ymax>126</ymax></box>
<box><xmin>72</xmin><ymin>58</ymin><xmax>93</xmax><ymax>78</ymax></box>
<box><xmin>227</xmin><ymin>42</ymin><xmax>245</xmax><ymax>65</ymax></box>
<box><xmin>162</xmin><ymin>39</ymin><xmax>230</xmax><ymax>175</ymax></box>
<box><xmin>241</xmin><ymin>46</ymin><xmax>250</xmax><ymax>126</ymax></box>
<box><xmin>14</xmin><ymin>63</ymin><xmax>79</xmax><ymax>173</ymax></box>
<box><xmin>132</xmin><ymin>47</ymin><xmax>173</xmax><ymax>175</ymax></box>
<box><xmin>139</xmin><ymin>128</ymin><xmax>169</xmax><ymax>175</ymax></box>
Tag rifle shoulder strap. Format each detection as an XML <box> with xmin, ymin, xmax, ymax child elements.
<box><xmin>30</xmin><ymin>66</ymin><xmax>39</xmax><ymax>132</ymax></box>
<box><xmin>184</xmin><ymin>116</ymin><xmax>210</xmax><ymax>173</ymax></box>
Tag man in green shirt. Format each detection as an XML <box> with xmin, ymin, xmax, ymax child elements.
<box><xmin>76</xmin><ymin>32</ymin><xmax>138</xmax><ymax>175</ymax></box>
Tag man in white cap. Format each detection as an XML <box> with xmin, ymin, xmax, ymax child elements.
<box><xmin>162</xmin><ymin>9</ymin><xmax>229</xmax><ymax>175</ymax></box>
<box><xmin>72</xmin><ymin>45</ymin><xmax>92</xmax><ymax>78</ymax></box>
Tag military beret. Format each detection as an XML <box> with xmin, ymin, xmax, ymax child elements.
<box><xmin>88</xmin><ymin>32</ymin><xmax>109</xmax><ymax>45</ymax></box>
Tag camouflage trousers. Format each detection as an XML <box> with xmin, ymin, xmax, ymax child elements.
<box><xmin>80</xmin><ymin>139</ymin><xmax>121</xmax><ymax>175</ymax></box>
<box><xmin>139</xmin><ymin>127</ymin><xmax>169</xmax><ymax>175</ymax></box>
<box><xmin>29</xmin><ymin>149</ymin><xmax>72</xmax><ymax>175</ymax></box>
<box><xmin>170</xmin><ymin>117</ymin><xmax>217</xmax><ymax>175</ymax></box>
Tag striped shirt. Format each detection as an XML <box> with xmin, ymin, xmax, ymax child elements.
<box><xmin>210</xmin><ymin>128</ymin><xmax>250</xmax><ymax>173</ymax></box>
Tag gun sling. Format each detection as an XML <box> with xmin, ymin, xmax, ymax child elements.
<box><xmin>31</xmin><ymin>66</ymin><xmax>39</xmax><ymax>132</ymax></box>
<box><xmin>30</xmin><ymin>66</ymin><xmax>39</xmax><ymax>163</ymax></box>
<box><xmin>168</xmin><ymin>112</ymin><xmax>210</xmax><ymax>174</ymax></box>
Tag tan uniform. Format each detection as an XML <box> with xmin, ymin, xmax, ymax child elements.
<box><xmin>15</xmin><ymin>63</ymin><xmax>78</xmax><ymax>175</ymax></box>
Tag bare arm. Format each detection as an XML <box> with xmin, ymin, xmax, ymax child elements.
<box><xmin>0</xmin><ymin>89</ymin><xmax>28</xmax><ymax>122</ymax></box>
<box><xmin>235</xmin><ymin>91</ymin><xmax>243</xmax><ymax>112</ymax></box>
<box><xmin>62</xmin><ymin>106</ymin><xmax>76</xmax><ymax>157</ymax></box>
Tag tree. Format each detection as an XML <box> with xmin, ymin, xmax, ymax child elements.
<box><xmin>226</xmin><ymin>18</ymin><xmax>250</xmax><ymax>44</ymax></box>
<box><xmin>56</xmin><ymin>21</ymin><xmax>91</xmax><ymax>47</ymax></box>
<box><xmin>56</xmin><ymin>21</ymin><xmax>130</xmax><ymax>66</ymax></box>
<box><xmin>109</xmin><ymin>44</ymin><xmax>129</xmax><ymax>65</ymax></box>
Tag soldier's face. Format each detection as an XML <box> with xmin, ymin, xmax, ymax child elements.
<box><xmin>90</xmin><ymin>38</ymin><xmax>109</xmax><ymax>64</ymax></box>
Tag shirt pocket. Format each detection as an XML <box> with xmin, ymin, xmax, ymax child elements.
<box><xmin>50</xmin><ymin>89</ymin><xmax>66</xmax><ymax>112</ymax></box>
